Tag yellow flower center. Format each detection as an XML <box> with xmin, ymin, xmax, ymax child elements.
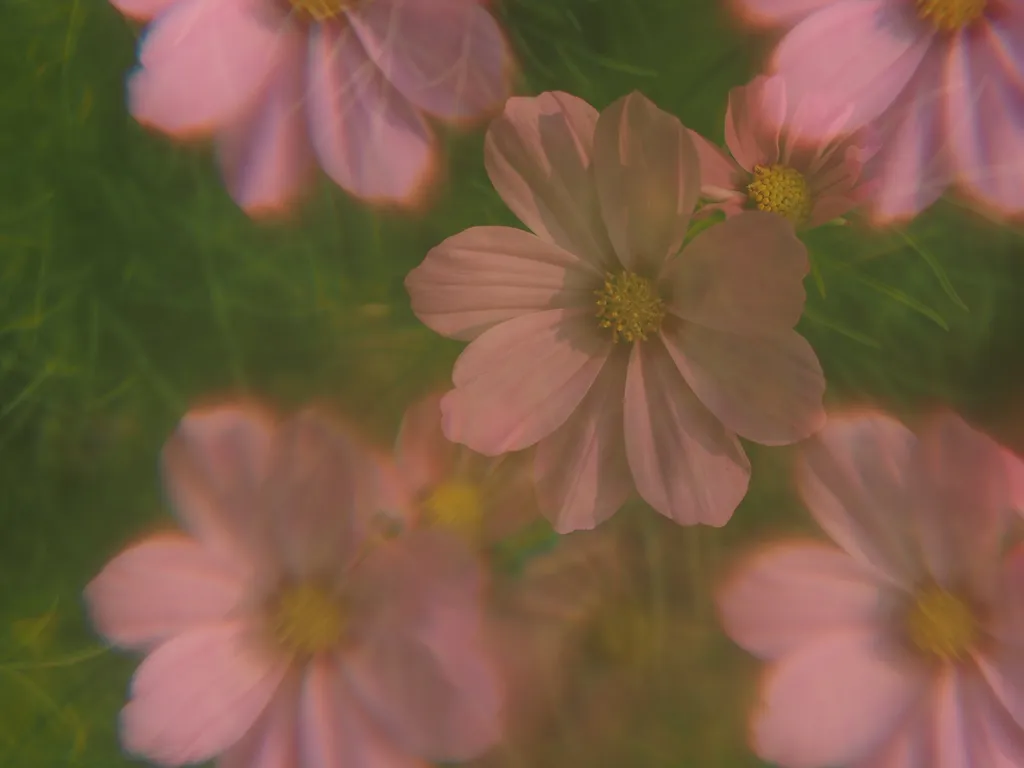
<box><xmin>424</xmin><ymin>481</ymin><xmax>483</xmax><ymax>540</ymax></box>
<box><xmin>747</xmin><ymin>164</ymin><xmax>812</xmax><ymax>224</ymax></box>
<box><xmin>906</xmin><ymin>586</ymin><xmax>978</xmax><ymax>661</ymax></box>
<box><xmin>594</xmin><ymin>272</ymin><xmax>665</xmax><ymax>343</ymax></box>
<box><xmin>286</xmin><ymin>0</ymin><xmax>353</xmax><ymax>20</ymax></box>
<box><xmin>270</xmin><ymin>583</ymin><xmax>346</xmax><ymax>657</ymax></box>
<box><xmin>915</xmin><ymin>0</ymin><xmax>986</xmax><ymax>31</ymax></box>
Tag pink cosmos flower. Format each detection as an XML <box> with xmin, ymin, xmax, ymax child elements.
<box><xmin>688</xmin><ymin>75</ymin><xmax>876</xmax><ymax>228</ymax></box>
<box><xmin>84</xmin><ymin>404</ymin><xmax>501</xmax><ymax>767</ymax></box>
<box><xmin>732</xmin><ymin>0</ymin><xmax>1024</xmax><ymax>222</ymax></box>
<box><xmin>405</xmin><ymin>90</ymin><xmax>826</xmax><ymax>534</ymax></box>
<box><xmin>717</xmin><ymin>410</ymin><xmax>1024</xmax><ymax>768</ymax></box>
<box><xmin>112</xmin><ymin>0</ymin><xmax>512</xmax><ymax>217</ymax></box>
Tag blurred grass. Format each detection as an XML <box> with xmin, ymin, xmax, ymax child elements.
<box><xmin>1</xmin><ymin>0</ymin><xmax>1023</xmax><ymax>765</ymax></box>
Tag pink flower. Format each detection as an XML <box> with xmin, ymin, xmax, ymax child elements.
<box><xmin>688</xmin><ymin>75</ymin><xmax>876</xmax><ymax>228</ymax></box>
<box><xmin>84</xmin><ymin>404</ymin><xmax>501</xmax><ymax>767</ymax></box>
<box><xmin>405</xmin><ymin>90</ymin><xmax>826</xmax><ymax>534</ymax></box>
<box><xmin>717</xmin><ymin>410</ymin><xmax>1024</xmax><ymax>768</ymax></box>
<box><xmin>112</xmin><ymin>0</ymin><xmax>512</xmax><ymax>217</ymax></box>
<box><xmin>732</xmin><ymin>0</ymin><xmax>1024</xmax><ymax>222</ymax></box>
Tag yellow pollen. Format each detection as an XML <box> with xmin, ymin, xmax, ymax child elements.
<box><xmin>287</xmin><ymin>0</ymin><xmax>352</xmax><ymax>20</ymax></box>
<box><xmin>424</xmin><ymin>481</ymin><xmax>483</xmax><ymax>540</ymax></box>
<box><xmin>747</xmin><ymin>164</ymin><xmax>812</xmax><ymax>224</ymax></box>
<box><xmin>594</xmin><ymin>272</ymin><xmax>665</xmax><ymax>343</ymax></box>
<box><xmin>906</xmin><ymin>586</ymin><xmax>978</xmax><ymax>661</ymax></box>
<box><xmin>271</xmin><ymin>583</ymin><xmax>346</xmax><ymax>657</ymax></box>
<box><xmin>915</xmin><ymin>0</ymin><xmax>986</xmax><ymax>31</ymax></box>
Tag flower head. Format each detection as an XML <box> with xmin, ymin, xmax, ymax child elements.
<box><xmin>406</xmin><ymin>90</ymin><xmax>826</xmax><ymax>534</ymax></box>
<box><xmin>84</xmin><ymin>404</ymin><xmax>501</xmax><ymax>767</ymax></box>
<box><xmin>717</xmin><ymin>410</ymin><xmax>1024</xmax><ymax>767</ymax></box>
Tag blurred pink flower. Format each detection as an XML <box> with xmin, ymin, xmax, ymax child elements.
<box><xmin>732</xmin><ymin>0</ymin><xmax>1024</xmax><ymax>222</ymax></box>
<box><xmin>405</xmin><ymin>90</ymin><xmax>826</xmax><ymax>534</ymax></box>
<box><xmin>688</xmin><ymin>75</ymin><xmax>876</xmax><ymax>228</ymax></box>
<box><xmin>85</xmin><ymin>404</ymin><xmax>501</xmax><ymax>767</ymax></box>
<box><xmin>112</xmin><ymin>0</ymin><xmax>512</xmax><ymax>216</ymax></box>
<box><xmin>717</xmin><ymin>410</ymin><xmax>1024</xmax><ymax>768</ymax></box>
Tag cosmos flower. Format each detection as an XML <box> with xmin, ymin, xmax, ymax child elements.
<box><xmin>717</xmin><ymin>410</ymin><xmax>1024</xmax><ymax>767</ymax></box>
<box><xmin>84</xmin><ymin>404</ymin><xmax>501</xmax><ymax>767</ymax></box>
<box><xmin>688</xmin><ymin>75</ymin><xmax>876</xmax><ymax>228</ymax></box>
<box><xmin>731</xmin><ymin>0</ymin><xmax>1024</xmax><ymax>221</ymax></box>
<box><xmin>111</xmin><ymin>0</ymin><xmax>512</xmax><ymax>216</ymax></box>
<box><xmin>405</xmin><ymin>90</ymin><xmax>825</xmax><ymax>533</ymax></box>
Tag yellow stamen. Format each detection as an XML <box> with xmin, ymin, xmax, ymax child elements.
<box><xmin>286</xmin><ymin>0</ymin><xmax>353</xmax><ymax>20</ymax></box>
<box><xmin>594</xmin><ymin>272</ymin><xmax>665</xmax><ymax>343</ymax></box>
<box><xmin>424</xmin><ymin>481</ymin><xmax>483</xmax><ymax>541</ymax></box>
<box><xmin>270</xmin><ymin>583</ymin><xmax>346</xmax><ymax>657</ymax></box>
<box><xmin>906</xmin><ymin>586</ymin><xmax>977</xmax><ymax>661</ymax></box>
<box><xmin>747</xmin><ymin>164</ymin><xmax>812</xmax><ymax>224</ymax></box>
<box><xmin>915</xmin><ymin>0</ymin><xmax>986</xmax><ymax>31</ymax></box>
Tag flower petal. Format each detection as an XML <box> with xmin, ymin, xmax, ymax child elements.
<box><xmin>724</xmin><ymin>75</ymin><xmax>786</xmax><ymax>169</ymax></box>
<box><xmin>216</xmin><ymin>30</ymin><xmax>315</xmax><ymax>218</ymax></box>
<box><xmin>687</xmin><ymin>129</ymin><xmax>747</xmax><ymax>202</ymax></box>
<box><xmin>395</xmin><ymin>391</ymin><xmax>458</xmax><ymax>499</ymax></box>
<box><xmin>484</xmin><ymin>92</ymin><xmax>617</xmax><ymax>269</ymax></box>
<box><xmin>405</xmin><ymin>226</ymin><xmax>599</xmax><ymax>341</ymax></box>
<box><xmin>623</xmin><ymin>338</ymin><xmax>750</xmax><ymax>527</ymax></box>
<box><xmin>121</xmin><ymin>621</ymin><xmax>288</xmax><ymax>766</ymax></box>
<box><xmin>110</xmin><ymin>0</ymin><xmax>176</xmax><ymax>21</ymax></box>
<box><xmin>349</xmin><ymin>0</ymin><xmax>510</xmax><ymax>120</ymax></box>
<box><xmin>663</xmin><ymin>324</ymin><xmax>825</xmax><ymax>445</ymax></box>
<box><xmin>663</xmin><ymin>210</ymin><xmax>808</xmax><ymax>334</ymax></box>
<box><xmin>534</xmin><ymin>350</ymin><xmax>633</xmax><ymax>533</ymax></box>
<box><xmin>442</xmin><ymin>309</ymin><xmax>612</xmax><ymax>456</ymax></box>
<box><xmin>797</xmin><ymin>411</ymin><xmax>921</xmax><ymax>585</ymax></box>
<box><xmin>84</xmin><ymin>533</ymin><xmax>245</xmax><ymax>651</ymax></box>
<box><xmin>591</xmin><ymin>91</ymin><xmax>700</xmax><ymax>274</ymax></box>
<box><xmin>308</xmin><ymin>24</ymin><xmax>436</xmax><ymax>204</ymax></box>
<box><xmin>127</xmin><ymin>0</ymin><xmax>284</xmax><ymax>136</ymax></box>
<box><xmin>730</xmin><ymin>0</ymin><xmax>839</xmax><ymax>29</ymax></box>
<box><xmin>752</xmin><ymin>627</ymin><xmax>926</xmax><ymax>768</ymax></box>
<box><xmin>716</xmin><ymin>540</ymin><xmax>883</xmax><ymax>660</ymax></box>
<box><xmin>771</xmin><ymin>0</ymin><xmax>933</xmax><ymax>136</ymax></box>
<box><xmin>219</xmin><ymin>675</ymin><xmax>301</xmax><ymax>768</ymax></box>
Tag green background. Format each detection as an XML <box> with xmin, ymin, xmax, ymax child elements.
<box><xmin>2</xmin><ymin>0</ymin><xmax>1023</xmax><ymax>765</ymax></box>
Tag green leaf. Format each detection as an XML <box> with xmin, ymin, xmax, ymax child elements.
<box><xmin>802</xmin><ymin>307</ymin><xmax>881</xmax><ymax>349</ymax></box>
<box><xmin>897</xmin><ymin>229</ymin><xmax>969</xmax><ymax>311</ymax></box>
<box><xmin>850</xmin><ymin>274</ymin><xmax>950</xmax><ymax>330</ymax></box>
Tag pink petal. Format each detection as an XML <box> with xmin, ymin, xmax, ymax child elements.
<box><xmin>84</xmin><ymin>533</ymin><xmax>245</xmax><ymax>651</ymax></box>
<box><xmin>731</xmin><ymin>0</ymin><xmax>839</xmax><ymax>29</ymax></box>
<box><xmin>687</xmin><ymin>129</ymin><xmax>747</xmax><ymax>202</ymax></box>
<box><xmin>969</xmin><ymin>656</ymin><xmax>1024</xmax><ymax>767</ymax></box>
<box><xmin>441</xmin><ymin>309</ymin><xmax>612</xmax><ymax>456</ymax></box>
<box><xmin>907</xmin><ymin>412</ymin><xmax>1009</xmax><ymax>595</ymax></box>
<box><xmin>110</xmin><ymin>0</ymin><xmax>176</xmax><ymax>21</ymax></box>
<box><xmin>752</xmin><ymin>627</ymin><xmax>927</xmax><ymax>768</ymax></box>
<box><xmin>346</xmin><ymin>531</ymin><xmax>501</xmax><ymax>761</ymax></box>
<box><xmin>623</xmin><ymin>338</ymin><xmax>751</xmax><ymax>527</ymax></box>
<box><xmin>348</xmin><ymin>0</ymin><xmax>510</xmax><ymax>120</ymax></box>
<box><xmin>591</xmin><ymin>91</ymin><xmax>700</xmax><ymax>274</ymax></box>
<box><xmin>121</xmin><ymin>621</ymin><xmax>288</xmax><ymax>766</ymax></box>
<box><xmin>865</xmin><ymin>45</ymin><xmax>952</xmax><ymax>223</ymax></box>
<box><xmin>219</xmin><ymin>675</ymin><xmax>301</xmax><ymax>768</ymax></box>
<box><xmin>308</xmin><ymin>24</ymin><xmax>437</xmax><ymax>204</ymax></box>
<box><xmin>216</xmin><ymin>30</ymin><xmax>315</xmax><ymax>218</ymax></box>
<box><xmin>300</xmin><ymin>658</ymin><xmax>424</xmax><ymax>768</ymax></box>
<box><xmin>724</xmin><ymin>75</ymin><xmax>786</xmax><ymax>169</ymax></box>
<box><xmin>161</xmin><ymin>404</ymin><xmax>276</xmax><ymax>569</ymax></box>
<box><xmin>663</xmin><ymin>324</ymin><xmax>825</xmax><ymax>445</ymax></box>
<box><xmin>395</xmin><ymin>391</ymin><xmax>458</xmax><ymax>499</ymax></box>
<box><xmin>987</xmin><ymin>4</ymin><xmax>1024</xmax><ymax>86</ymax></box>
<box><xmin>929</xmin><ymin>668</ymin><xmax>997</xmax><ymax>768</ymax></box>
<box><xmin>851</xmin><ymin>704</ymin><xmax>931</xmax><ymax>768</ymax></box>
<box><xmin>807</xmin><ymin>191</ymin><xmax>859</xmax><ymax>226</ymax></box>
<box><xmin>534</xmin><ymin>350</ymin><xmax>633</xmax><ymax>533</ymax></box>
<box><xmin>484</xmin><ymin>92</ymin><xmax>617</xmax><ymax>270</ymax></box>
<box><xmin>797</xmin><ymin>411</ymin><xmax>921</xmax><ymax>585</ymax></box>
<box><xmin>663</xmin><ymin>210</ymin><xmax>808</xmax><ymax>334</ymax></box>
<box><xmin>716</xmin><ymin>540</ymin><xmax>882</xmax><ymax>660</ymax></box>
<box><xmin>771</xmin><ymin>0</ymin><xmax>933</xmax><ymax>136</ymax></box>
<box><xmin>405</xmin><ymin>225</ymin><xmax>600</xmax><ymax>341</ymax></box>
<box><xmin>128</xmin><ymin>0</ymin><xmax>285</xmax><ymax>136</ymax></box>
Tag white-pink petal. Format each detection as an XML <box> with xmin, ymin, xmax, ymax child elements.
<box><xmin>731</xmin><ymin>0</ymin><xmax>839</xmax><ymax>29</ymax></box>
<box><xmin>110</xmin><ymin>0</ymin><xmax>176</xmax><ymax>21</ymax></box>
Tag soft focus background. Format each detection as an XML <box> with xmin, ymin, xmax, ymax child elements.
<box><xmin>3</xmin><ymin>0</ymin><xmax>1024</xmax><ymax>765</ymax></box>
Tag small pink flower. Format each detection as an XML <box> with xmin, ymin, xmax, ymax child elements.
<box><xmin>85</xmin><ymin>404</ymin><xmax>501</xmax><ymax>767</ymax></box>
<box><xmin>717</xmin><ymin>410</ymin><xmax>1024</xmax><ymax>768</ymax></box>
<box><xmin>112</xmin><ymin>0</ymin><xmax>512</xmax><ymax>217</ymax></box>
<box><xmin>688</xmin><ymin>75</ymin><xmax>876</xmax><ymax>228</ymax></box>
<box><xmin>731</xmin><ymin>0</ymin><xmax>1024</xmax><ymax>222</ymax></box>
<box><xmin>405</xmin><ymin>90</ymin><xmax>826</xmax><ymax>534</ymax></box>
